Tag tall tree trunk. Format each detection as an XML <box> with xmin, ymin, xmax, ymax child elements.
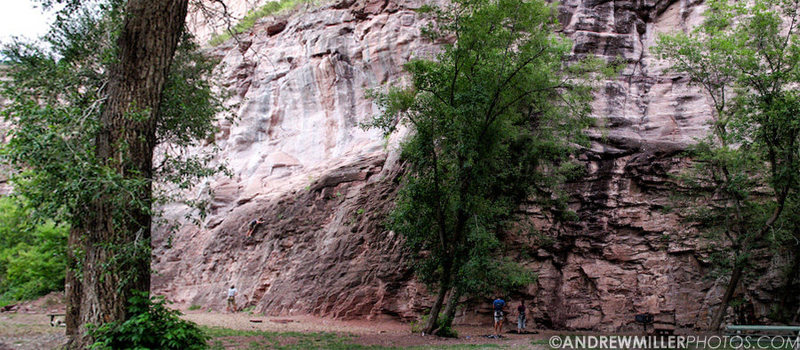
<box><xmin>778</xmin><ymin>248</ymin><xmax>800</xmax><ymax>320</ymax></box>
<box><xmin>64</xmin><ymin>227</ymin><xmax>82</xmax><ymax>348</ymax></box>
<box><xmin>423</xmin><ymin>283</ymin><xmax>450</xmax><ymax>335</ymax></box>
<box><xmin>710</xmin><ymin>264</ymin><xmax>743</xmax><ymax>331</ymax></box>
<box><xmin>433</xmin><ymin>288</ymin><xmax>461</xmax><ymax>335</ymax></box>
<box><xmin>708</xmin><ymin>195</ymin><xmax>787</xmax><ymax>331</ymax></box>
<box><xmin>67</xmin><ymin>0</ymin><xmax>189</xmax><ymax>348</ymax></box>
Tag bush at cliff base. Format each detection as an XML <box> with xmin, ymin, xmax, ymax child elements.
<box><xmin>89</xmin><ymin>291</ymin><xmax>208</xmax><ymax>350</ymax></box>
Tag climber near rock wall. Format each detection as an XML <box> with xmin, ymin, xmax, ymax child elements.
<box><xmin>492</xmin><ymin>296</ymin><xmax>506</xmax><ymax>337</ymax></box>
<box><xmin>246</xmin><ymin>218</ymin><xmax>264</xmax><ymax>237</ymax></box>
<box><xmin>516</xmin><ymin>300</ymin><xmax>527</xmax><ymax>333</ymax></box>
<box><xmin>227</xmin><ymin>285</ymin><xmax>238</xmax><ymax>312</ymax></box>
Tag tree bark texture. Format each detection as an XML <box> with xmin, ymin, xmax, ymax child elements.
<box><xmin>423</xmin><ymin>284</ymin><xmax>450</xmax><ymax>335</ymax></box>
<box><xmin>709</xmin><ymin>264</ymin><xmax>743</xmax><ymax>331</ymax></box>
<box><xmin>708</xmin><ymin>199</ymin><xmax>786</xmax><ymax>332</ymax></box>
<box><xmin>66</xmin><ymin>0</ymin><xmax>189</xmax><ymax>348</ymax></box>
<box><xmin>433</xmin><ymin>289</ymin><xmax>461</xmax><ymax>335</ymax></box>
<box><xmin>64</xmin><ymin>227</ymin><xmax>82</xmax><ymax>348</ymax></box>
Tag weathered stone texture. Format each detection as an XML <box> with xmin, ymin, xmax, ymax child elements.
<box><xmin>152</xmin><ymin>0</ymin><xmax>794</xmax><ymax>331</ymax></box>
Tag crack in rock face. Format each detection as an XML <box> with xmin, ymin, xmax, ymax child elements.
<box><xmin>152</xmin><ymin>0</ymin><xmax>793</xmax><ymax>330</ymax></box>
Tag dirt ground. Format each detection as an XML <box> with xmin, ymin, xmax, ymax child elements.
<box><xmin>0</xmin><ymin>299</ymin><xmax>548</xmax><ymax>349</ymax></box>
<box><xmin>0</xmin><ymin>313</ymin><xmax>67</xmax><ymax>350</ymax></box>
<box><xmin>184</xmin><ymin>310</ymin><xmax>549</xmax><ymax>348</ymax></box>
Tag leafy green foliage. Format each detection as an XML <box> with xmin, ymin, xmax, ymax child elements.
<box><xmin>208</xmin><ymin>0</ymin><xmax>317</xmax><ymax>46</ymax></box>
<box><xmin>89</xmin><ymin>291</ymin><xmax>208</xmax><ymax>350</ymax></box>
<box><xmin>1</xmin><ymin>1</ymin><xmax>229</xmax><ymax>289</ymax></box>
<box><xmin>409</xmin><ymin>313</ymin><xmax>457</xmax><ymax>337</ymax></box>
<box><xmin>366</xmin><ymin>0</ymin><xmax>602</xmax><ymax>331</ymax></box>
<box><xmin>655</xmin><ymin>0</ymin><xmax>800</xmax><ymax>326</ymax></box>
<box><xmin>0</xmin><ymin>197</ymin><xmax>68</xmax><ymax>306</ymax></box>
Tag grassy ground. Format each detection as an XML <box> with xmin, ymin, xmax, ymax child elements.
<box><xmin>0</xmin><ymin>311</ymin><xmax>542</xmax><ymax>349</ymax></box>
<box><xmin>204</xmin><ymin>326</ymin><xmax>523</xmax><ymax>349</ymax></box>
<box><xmin>185</xmin><ymin>312</ymin><xmax>544</xmax><ymax>349</ymax></box>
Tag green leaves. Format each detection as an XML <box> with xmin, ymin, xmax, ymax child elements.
<box><xmin>0</xmin><ymin>197</ymin><xmax>68</xmax><ymax>306</ymax></box>
<box><xmin>366</xmin><ymin>0</ymin><xmax>598</xmax><ymax>302</ymax></box>
<box><xmin>656</xmin><ymin>0</ymin><xmax>800</xmax><ymax>323</ymax></box>
<box><xmin>0</xmin><ymin>1</ymin><xmax>230</xmax><ymax>322</ymax></box>
<box><xmin>1</xmin><ymin>3</ymin><xmax>229</xmax><ymax>232</ymax></box>
<box><xmin>88</xmin><ymin>291</ymin><xmax>208</xmax><ymax>350</ymax></box>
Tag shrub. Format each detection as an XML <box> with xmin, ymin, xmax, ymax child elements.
<box><xmin>0</xmin><ymin>197</ymin><xmax>68</xmax><ymax>306</ymax></box>
<box><xmin>409</xmin><ymin>313</ymin><xmax>458</xmax><ymax>338</ymax></box>
<box><xmin>89</xmin><ymin>291</ymin><xmax>209</xmax><ymax>350</ymax></box>
<box><xmin>410</xmin><ymin>314</ymin><xmax>428</xmax><ymax>334</ymax></box>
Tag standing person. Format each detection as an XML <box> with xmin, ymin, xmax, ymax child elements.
<box><xmin>492</xmin><ymin>296</ymin><xmax>506</xmax><ymax>337</ymax></box>
<box><xmin>227</xmin><ymin>285</ymin><xmax>238</xmax><ymax>312</ymax></box>
<box><xmin>516</xmin><ymin>300</ymin><xmax>527</xmax><ymax>333</ymax></box>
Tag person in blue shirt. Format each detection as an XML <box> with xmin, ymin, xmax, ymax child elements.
<box><xmin>492</xmin><ymin>296</ymin><xmax>506</xmax><ymax>337</ymax></box>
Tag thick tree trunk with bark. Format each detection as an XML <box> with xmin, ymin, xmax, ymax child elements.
<box><xmin>64</xmin><ymin>227</ymin><xmax>82</xmax><ymax>340</ymax></box>
<box><xmin>66</xmin><ymin>0</ymin><xmax>189</xmax><ymax>348</ymax></box>
<box><xmin>442</xmin><ymin>289</ymin><xmax>460</xmax><ymax>322</ymax></box>
<box><xmin>423</xmin><ymin>283</ymin><xmax>450</xmax><ymax>334</ymax></box>
<box><xmin>433</xmin><ymin>289</ymin><xmax>461</xmax><ymax>335</ymax></box>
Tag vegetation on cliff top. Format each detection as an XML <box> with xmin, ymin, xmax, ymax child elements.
<box><xmin>208</xmin><ymin>0</ymin><xmax>317</xmax><ymax>46</ymax></box>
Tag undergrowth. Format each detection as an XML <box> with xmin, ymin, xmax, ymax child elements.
<box><xmin>0</xmin><ymin>197</ymin><xmax>68</xmax><ymax>307</ymax></box>
<box><xmin>89</xmin><ymin>292</ymin><xmax>208</xmax><ymax>350</ymax></box>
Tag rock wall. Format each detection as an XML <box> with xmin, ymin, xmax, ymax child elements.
<box><xmin>0</xmin><ymin>66</ymin><xmax>12</xmax><ymax>196</ymax></box>
<box><xmin>153</xmin><ymin>0</ymin><xmax>434</xmax><ymax>320</ymax></box>
<box><xmin>152</xmin><ymin>0</ymin><xmax>795</xmax><ymax>331</ymax></box>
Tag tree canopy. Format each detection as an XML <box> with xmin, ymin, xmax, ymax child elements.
<box><xmin>368</xmin><ymin>0</ymin><xmax>605</xmax><ymax>335</ymax></box>
<box><xmin>1</xmin><ymin>0</ymin><xmax>226</xmax><ymax>347</ymax></box>
<box><xmin>655</xmin><ymin>0</ymin><xmax>800</xmax><ymax>329</ymax></box>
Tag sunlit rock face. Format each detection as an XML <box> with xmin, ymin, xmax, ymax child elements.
<box><xmin>152</xmin><ymin>0</ymin><xmax>792</xmax><ymax>330</ymax></box>
<box><xmin>187</xmin><ymin>0</ymin><xmax>270</xmax><ymax>43</ymax></box>
<box><xmin>0</xmin><ymin>66</ymin><xmax>13</xmax><ymax>196</ymax></box>
<box><xmin>154</xmin><ymin>0</ymin><xmax>433</xmax><ymax>321</ymax></box>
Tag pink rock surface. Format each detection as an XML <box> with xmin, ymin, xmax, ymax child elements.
<box><xmin>152</xmin><ymin>0</ymin><xmax>794</xmax><ymax>331</ymax></box>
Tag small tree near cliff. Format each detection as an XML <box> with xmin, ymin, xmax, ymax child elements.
<box><xmin>367</xmin><ymin>0</ymin><xmax>603</xmax><ymax>335</ymax></box>
<box><xmin>655</xmin><ymin>0</ymin><xmax>800</xmax><ymax>329</ymax></box>
<box><xmin>1</xmin><ymin>0</ymin><xmax>228</xmax><ymax>347</ymax></box>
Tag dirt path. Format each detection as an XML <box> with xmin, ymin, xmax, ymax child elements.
<box><xmin>0</xmin><ymin>308</ymin><xmax>548</xmax><ymax>349</ymax></box>
<box><xmin>0</xmin><ymin>313</ymin><xmax>66</xmax><ymax>350</ymax></box>
<box><xmin>184</xmin><ymin>311</ymin><xmax>549</xmax><ymax>348</ymax></box>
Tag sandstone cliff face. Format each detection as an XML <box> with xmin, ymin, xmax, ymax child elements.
<box><xmin>154</xmin><ymin>0</ymin><xmax>432</xmax><ymax>320</ymax></box>
<box><xmin>152</xmin><ymin>0</ymin><xmax>793</xmax><ymax>330</ymax></box>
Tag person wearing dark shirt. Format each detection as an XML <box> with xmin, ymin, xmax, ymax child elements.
<box><xmin>246</xmin><ymin>218</ymin><xmax>264</xmax><ymax>237</ymax></box>
<box><xmin>516</xmin><ymin>300</ymin><xmax>527</xmax><ymax>333</ymax></box>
